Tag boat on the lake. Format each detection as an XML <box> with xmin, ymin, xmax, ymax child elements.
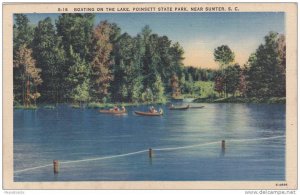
<box><xmin>99</xmin><ymin>110</ymin><xmax>127</xmax><ymax>115</ymax></box>
<box><xmin>134</xmin><ymin>110</ymin><xmax>163</xmax><ymax>116</ymax></box>
<box><xmin>189</xmin><ymin>106</ymin><xmax>205</xmax><ymax>109</ymax></box>
<box><xmin>169</xmin><ymin>104</ymin><xmax>190</xmax><ymax>110</ymax></box>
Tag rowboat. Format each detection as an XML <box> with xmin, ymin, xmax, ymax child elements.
<box><xmin>134</xmin><ymin>110</ymin><xmax>163</xmax><ymax>116</ymax></box>
<box><xmin>189</xmin><ymin>106</ymin><xmax>205</xmax><ymax>109</ymax></box>
<box><xmin>169</xmin><ymin>104</ymin><xmax>190</xmax><ymax>110</ymax></box>
<box><xmin>99</xmin><ymin>110</ymin><xmax>127</xmax><ymax>115</ymax></box>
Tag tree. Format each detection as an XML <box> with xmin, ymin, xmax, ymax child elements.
<box><xmin>111</xmin><ymin>33</ymin><xmax>144</xmax><ymax>102</ymax></box>
<box><xmin>13</xmin><ymin>14</ymin><xmax>34</xmax><ymax>49</ymax></box>
<box><xmin>90</xmin><ymin>21</ymin><xmax>114</xmax><ymax>102</ymax></box>
<box><xmin>238</xmin><ymin>70</ymin><xmax>247</xmax><ymax>97</ymax></box>
<box><xmin>13</xmin><ymin>14</ymin><xmax>34</xmax><ymax>105</ymax></box>
<box><xmin>170</xmin><ymin>74</ymin><xmax>180</xmax><ymax>97</ymax></box>
<box><xmin>66</xmin><ymin>46</ymin><xmax>90</xmax><ymax>105</ymax></box>
<box><xmin>157</xmin><ymin>36</ymin><xmax>172</xmax><ymax>84</ymax></box>
<box><xmin>14</xmin><ymin>15</ymin><xmax>209</xmax><ymax>105</ymax></box>
<box><xmin>142</xmin><ymin>33</ymin><xmax>160</xmax><ymax>91</ymax></box>
<box><xmin>56</xmin><ymin>13</ymin><xmax>95</xmax><ymax>61</ymax></box>
<box><xmin>32</xmin><ymin>17</ymin><xmax>66</xmax><ymax>103</ymax></box>
<box><xmin>170</xmin><ymin>42</ymin><xmax>185</xmax><ymax>83</ymax></box>
<box><xmin>214</xmin><ymin>45</ymin><xmax>235</xmax><ymax>96</ymax></box>
<box><xmin>214</xmin><ymin>45</ymin><xmax>235</xmax><ymax>70</ymax></box>
<box><xmin>130</xmin><ymin>35</ymin><xmax>145</xmax><ymax>102</ymax></box>
<box><xmin>14</xmin><ymin>44</ymin><xmax>42</xmax><ymax>106</ymax></box>
<box><xmin>245</xmin><ymin>32</ymin><xmax>285</xmax><ymax>97</ymax></box>
<box><xmin>214</xmin><ymin>72</ymin><xmax>225</xmax><ymax>97</ymax></box>
<box><xmin>277</xmin><ymin>34</ymin><xmax>286</xmax><ymax>96</ymax></box>
<box><xmin>152</xmin><ymin>75</ymin><xmax>165</xmax><ymax>102</ymax></box>
<box><xmin>111</xmin><ymin>33</ymin><xmax>134</xmax><ymax>101</ymax></box>
<box><xmin>224</xmin><ymin>64</ymin><xmax>242</xmax><ymax>97</ymax></box>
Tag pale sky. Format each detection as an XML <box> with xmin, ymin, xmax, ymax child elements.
<box><xmin>25</xmin><ymin>12</ymin><xmax>285</xmax><ymax>69</ymax></box>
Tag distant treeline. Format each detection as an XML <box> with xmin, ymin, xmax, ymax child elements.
<box><xmin>13</xmin><ymin>13</ymin><xmax>286</xmax><ymax>107</ymax></box>
<box><xmin>184</xmin><ymin>67</ymin><xmax>216</xmax><ymax>82</ymax></box>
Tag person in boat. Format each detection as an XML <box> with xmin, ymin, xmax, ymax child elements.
<box><xmin>159</xmin><ymin>108</ymin><xmax>163</xmax><ymax>114</ymax></box>
<box><xmin>149</xmin><ymin>106</ymin><xmax>157</xmax><ymax>113</ymax></box>
<box><xmin>121</xmin><ymin>106</ymin><xmax>126</xmax><ymax>112</ymax></box>
<box><xmin>149</xmin><ymin>106</ymin><xmax>154</xmax><ymax>113</ymax></box>
<box><xmin>113</xmin><ymin>105</ymin><xmax>119</xmax><ymax>112</ymax></box>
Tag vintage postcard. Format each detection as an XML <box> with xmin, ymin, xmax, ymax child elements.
<box><xmin>2</xmin><ymin>2</ymin><xmax>297</xmax><ymax>190</ymax></box>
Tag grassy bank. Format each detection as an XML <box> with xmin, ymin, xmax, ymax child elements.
<box><xmin>193</xmin><ymin>96</ymin><xmax>286</xmax><ymax>104</ymax></box>
<box><xmin>182</xmin><ymin>81</ymin><xmax>217</xmax><ymax>99</ymax></box>
<box><xmin>14</xmin><ymin>105</ymin><xmax>38</xmax><ymax>110</ymax></box>
<box><xmin>86</xmin><ymin>101</ymin><xmax>168</xmax><ymax>109</ymax></box>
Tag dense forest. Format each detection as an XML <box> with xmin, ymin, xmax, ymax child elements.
<box><xmin>13</xmin><ymin>13</ymin><xmax>286</xmax><ymax>107</ymax></box>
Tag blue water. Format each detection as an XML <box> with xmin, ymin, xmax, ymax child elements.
<box><xmin>14</xmin><ymin>103</ymin><xmax>285</xmax><ymax>181</ymax></box>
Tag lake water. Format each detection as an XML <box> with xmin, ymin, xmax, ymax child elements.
<box><xmin>14</xmin><ymin>103</ymin><xmax>285</xmax><ymax>181</ymax></box>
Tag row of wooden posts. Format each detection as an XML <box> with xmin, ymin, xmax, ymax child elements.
<box><xmin>53</xmin><ymin>140</ymin><xmax>226</xmax><ymax>174</ymax></box>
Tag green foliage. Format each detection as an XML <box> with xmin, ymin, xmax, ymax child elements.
<box><xmin>214</xmin><ymin>72</ymin><xmax>225</xmax><ymax>96</ymax></box>
<box><xmin>87</xmin><ymin>102</ymin><xmax>113</xmax><ymax>108</ymax></box>
<box><xmin>111</xmin><ymin>32</ymin><xmax>143</xmax><ymax>102</ymax></box>
<box><xmin>184</xmin><ymin>66</ymin><xmax>217</xmax><ymax>82</ymax></box>
<box><xmin>56</xmin><ymin>13</ymin><xmax>95</xmax><ymax>60</ymax></box>
<box><xmin>141</xmin><ymin>88</ymin><xmax>154</xmax><ymax>102</ymax></box>
<box><xmin>183</xmin><ymin>81</ymin><xmax>216</xmax><ymax>98</ymax></box>
<box><xmin>245</xmin><ymin>32</ymin><xmax>286</xmax><ymax>98</ymax></box>
<box><xmin>214</xmin><ymin>64</ymin><xmax>244</xmax><ymax>98</ymax></box>
<box><xmin>13</xmin><ymin>14</ymin><xmax>286</xmax><ymax>107</ymax></box>
<box><xmin>224</xmin><ymin>64</ymin><xmax>242</xmax><ymax>97</ymax></box>
<box><xmin>152</xmin><ymin>75</ymin><xmax>166</xmax><ymax>102</ymax></box>
<box><xmin>14</xmin><ymin>105</ymin><xmax>38</xmax><ymax>110</ymax></box>
<box><xmin>13</xmin><ymin>15</ymin><xmax>186</xmax><ymax>105</ymax></box>
<box><xmin>66</xmin><ymin>46</ymin><xmax>90</xmax><ymax>104</ymax></box>
<box><xmin>214</xmin><ymin>45</ymin><xmax>235</xmax><ymax>69</ymax></box>
<box><xmin>43</xmin><ymin>105</ymin><xmax>56</xmax><ymax>109</ymax></box>
<box><xmin>13</xmin><ymin>14</ymin><xmax>35</xmax><ymax>105</ymax></box>
<box><xmin>32</xmin><ymin>17</ymin><xmax>66</xmax><ymax>103</ymax></box>
<box><xmin>193</xmin><ymin>96</ymin><xmax>285</xmax><ymax>104</ymax></box>
<box><xmin>13</xmin><ymin>14</ymin><xmax>34</xmax><ymax>49</ymax></box>
<box><xmin>131</xmin><ymin>77</ymin><xmax>144</xmax><ymax>103</ymax></box>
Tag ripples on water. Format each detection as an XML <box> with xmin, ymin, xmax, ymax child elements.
<box><xmin>14</xmin><ymin>103</ymin><xmax>285</xmax><ymax>181</ymax></box>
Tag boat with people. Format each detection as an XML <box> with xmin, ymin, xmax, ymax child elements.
<box><xmin>169</xmin><ymin>104</ymin><xmax>190</xmax><ymax>110</ymax></box>
<box><xmin>99</xmin><ymin>106</ymin><xmax>127</xmax><ymax>115</ymax></box>
<box><xmin>134</xmin><ymin>106</ymin><xmax>163</xmax><ymax>116</ymax></box>
<box><xmin>134</xmin><ymin>110</ymin><xmax>163</xmax><ymax>116</ymax></box>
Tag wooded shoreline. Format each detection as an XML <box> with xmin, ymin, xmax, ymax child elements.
<box><xmin>13</xmin><ymin>14</ymin><xmax>286</xmax><ymax>108</ymax></box>
<box><xmin>13</xmin><ymin>96</ymin><xmax>286</xmax><ymax>110</ymax></box>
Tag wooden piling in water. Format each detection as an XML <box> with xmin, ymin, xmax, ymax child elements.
<box><xmin>149</xmin><ymin>148</ymin><xmax>153</xmax><ymax>158</ymax></box>
<box><xmin>53</xmin><ymin>160</ymin><xmax>59</xmax><ymax>174</ymax></box>
<box><xmin>221</xmin><ymin>140</ymin><xmax>225</xmax><ymax>150</ymax></box>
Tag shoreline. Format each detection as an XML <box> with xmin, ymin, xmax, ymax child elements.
<box><xmin>192</xmin><ymin>97</ymin><xmax>286</xmax><ymax>104</ymax></box>
<box><xmin>13</xmin><ymin>97</ymin><xmax>286</xmax><ymax>110</ymax></box>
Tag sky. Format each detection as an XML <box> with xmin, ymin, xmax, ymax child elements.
<box><xmin>25</xmin><ymin>12</ymin><xmax>285</xmax><ymax>69</ymax></box>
